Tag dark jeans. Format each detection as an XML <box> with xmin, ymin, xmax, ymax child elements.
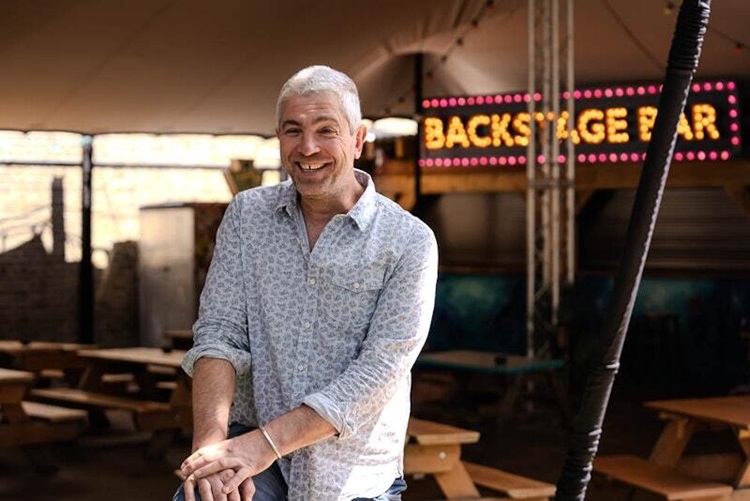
<box><xmin>173</xmin><ymin>424</ymin><xmax>406</xmax><ymax>501</ymax></box>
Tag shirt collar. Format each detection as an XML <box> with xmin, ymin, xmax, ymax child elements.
<box><xmin>275</xmin><ymin>168</ymin><xmax>377</xmax><ymax>231</ymax></box>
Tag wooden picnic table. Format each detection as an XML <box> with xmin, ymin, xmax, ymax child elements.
<box><xmin>47</xmin><ymin>348</ymin><xmax>553</xmax><ymax>497</ymax></box>
<box><xmin>405</xmin><ymin>416</ymin><xmax>555</xmax><ymax>499</ymax></box>
<box><xmin>415</xmin><ymin>350</ymin><xmax>571</xmax><ymax>427</ymax></box>
<box><xmin>170</xmin><ymin>414</ymin><xmax>553</xmax><ymax>500</ymax></box>
<box><xmin>0</xmin><ymin>367</ymin><xmax>86</xmax><ymax>471</ymax></box>
<box><xmin>0</xmin><ymin>340</ymin><xmax>93</xmax><ymax>383</ymax></box>
<box><xmin>645</xmin><ymin>395</ymin><xmax>750</xmax><ymax>489</ymax></box>
<box><xmin>594</xmin><ymin>394</ymin><xmax>750</xmax><ymax>500</ymax></box>
<box><xmin>405</xmin><ymin>417</ymin><xmax>481</xmax><ymax>498</ymax></box>
<box><xmin>31</xmin><ymin>347</ymin><xmax>191</xmax><ymax>458</ymax></box>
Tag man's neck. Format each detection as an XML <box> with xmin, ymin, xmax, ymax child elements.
<box><xmin>299</xmin><ymin>178</ymin><xmax>365</xmax><ymax>249</ymax></box>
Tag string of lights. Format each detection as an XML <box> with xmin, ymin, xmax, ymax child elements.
<box><xmin>379</xmin><ymin>0</ymin><xmax>746</xmax><ymax>118</ymax></box>
<box><xmin>602</xmin><ymin>0</ymin><xmax>663</xmax><ymax>71</ymax></box>
<box><xmin>379</xmin><ymin>0</ymin><xmax>504</xmax><ymax>116</ymax></box>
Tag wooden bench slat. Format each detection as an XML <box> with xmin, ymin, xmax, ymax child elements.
<box><xmin>156</xmin><ymin>381</ymin><xmax>178</xmax><ymax>391</ymax></box>
<box><xmin>463</xmin><ymin>461</ymin><xmax>556</xmax><ymax>499</ymax></box>
<box><xmin>31</xmin><ymin>387</ymin><xmax>170</xmax><ymax>413</ymax></box>
<box><xmin>594</xmin><ymin>454</ymin><xmax>733</xmax><ymax>500</ymax></box>
<box><xmin>21</xmin><ymin>401</ymin><xmax>88</xmax><ymax>423</ymax></box>
<box><xmin>407</xmin><ymin>417</ymin><xmax>480</xmax><ymax>445</ymax></box>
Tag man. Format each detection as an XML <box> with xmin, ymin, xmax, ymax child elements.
<box><xmin>175</xmin><ymin>65</ymin><xmax>438</xmax><ymax>501</ymax></box>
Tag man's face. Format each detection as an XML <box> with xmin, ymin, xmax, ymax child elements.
<box><xmin>277</xmin><ymin>93</ymin><xmax>366</xmax><ymax>202</ymax></box>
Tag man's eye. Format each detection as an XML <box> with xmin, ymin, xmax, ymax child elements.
<box><xmin>320</xmin><ymin>128</ymin><xmax>337</xmax><ymax>136</ymax></box>
<box><xmin>283</xmin><ymin>128</ymin><xmax>301</xmax><ymax>136</ymax></box>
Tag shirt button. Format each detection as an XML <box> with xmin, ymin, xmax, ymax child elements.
<box><xmin>297</xmin><ymin>363</ymin><xmax>306</xmax><ymax>371</ymax></box>
<box><xmin>353</xmin><ymin>283</ymin><xmax>360</xmax><ymax>290</ymax></box>
<box><xmin>308</xmin><ymin>278</ymin><xmax>316</xmax><ymax>285</ymax></box>
<box><xmin>304</xmin><ymin>321</ymin><xmax>311</xmax><ymax>329</ymax></box>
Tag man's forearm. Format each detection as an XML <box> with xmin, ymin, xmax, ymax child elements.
<box><xmin>258</xmin><ymin>404</ymin><xmax>337</xmax><ymax>458</ymax></box>
<box><xmin>191</xmin><ymin>357</ymin><xmax>236</xmax><ymax>450</ymax></box>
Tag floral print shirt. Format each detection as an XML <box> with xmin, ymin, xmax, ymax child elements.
<box><xmin>183</xmin><ymin>170</ymin><xmax>438</xmax><ymax>500</ymax></box>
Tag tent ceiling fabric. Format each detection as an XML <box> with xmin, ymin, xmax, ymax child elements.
<box><xmin>1</xmin><ymin>0</ymin><xmax>747</xmax><ymax>136</ymax></box>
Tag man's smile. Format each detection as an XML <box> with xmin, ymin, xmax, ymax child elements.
<box><xmin>298</xmin><ymin>162</ymin><xmax>328</xmax><ymax>172</ymax></box>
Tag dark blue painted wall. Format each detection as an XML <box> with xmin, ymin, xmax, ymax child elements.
<box><xmin>427</xmin><ymin>273</ymin><xmax>750</xmax><ymax>397</ymax></box>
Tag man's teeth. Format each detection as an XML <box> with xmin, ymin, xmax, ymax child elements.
<box><xmin>300</xmin><ymin>163</ymin><xmax>325</xmax><ymax>171</ymax></box>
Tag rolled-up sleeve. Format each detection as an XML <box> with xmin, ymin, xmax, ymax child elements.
<box><xmin>182</xmin><ymin>198</ymin><xmax>252</xmax><ymax>377</ymax></box>
<box><xmin>303</xmin><ymin>224</ymin><xmax>438</xmax><ymax>438</ymax></box>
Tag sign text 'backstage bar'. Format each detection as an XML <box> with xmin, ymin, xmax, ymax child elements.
<box><xmin>419</xmin><ymin>80</ymin><xmax>743</xmax><ymax>168</ymax></box>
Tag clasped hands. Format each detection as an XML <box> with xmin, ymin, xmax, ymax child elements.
<box><xmin>180</xmin><ymin>430</ymin><xmax>276</xmax><ymax>501</ymax></box>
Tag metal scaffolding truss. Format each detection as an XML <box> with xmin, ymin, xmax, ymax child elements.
<box><xmin>526</xmin><ymin>0</ymin><xmax>576</xmax><ymax>358</ymax></box>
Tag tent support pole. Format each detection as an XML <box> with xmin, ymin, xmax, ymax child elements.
<box><xmin>413</xmin><ymin>53</ymin><xmax>424</xmax><ymax>216</ymax></box>
<box><xmin>79</xmin><ymin>135</ymin><xmax>94</xmax><ymax>345</ymax></box>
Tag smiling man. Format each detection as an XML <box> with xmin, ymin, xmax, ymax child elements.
<box><xmin>174</xmin><ymin>66</ymin><xmax>439</xmax><ymax>501</ymax></box>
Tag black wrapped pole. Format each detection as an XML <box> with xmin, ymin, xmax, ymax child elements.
<box><xmin>555</xmin><ymin>1</ymin><xmax>711</xmax><ymax>499</ymax></box>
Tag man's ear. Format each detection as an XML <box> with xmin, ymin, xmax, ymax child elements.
<box><xmin>353</xmin><ymin>124</ymin><xmax>367</xmax><ymax>159</ymax></box>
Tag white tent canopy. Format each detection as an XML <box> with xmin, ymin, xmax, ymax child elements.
<box><xmin>1</xmin><ymin>0</ymin><xmax>748</xmax><ymax>136</ymax></box>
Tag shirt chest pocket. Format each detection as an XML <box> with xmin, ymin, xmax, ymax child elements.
<box><xmin>320</xmin><ymin>268</ymin><xmax>383</xmax><ymax>330</ymax></box>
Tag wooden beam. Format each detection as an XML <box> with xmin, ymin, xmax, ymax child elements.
<box><xmin>576</xmin><ymin>160</ymin><xmax>750</xmax><ymax>190</ymax></box>
<box><xmin>723</xmin><ymin>183</ymin><xmax>750</xmax><ymax>218</ymax></box>
<box><xmin>374</xmin><ymin>159</ymin><xmax>750</xmax><ymax>214</ymax></box>
<box><xmin>374</xmin><ymin>160</ymin><xmax>750</xmax><ymax>201</ymax></box>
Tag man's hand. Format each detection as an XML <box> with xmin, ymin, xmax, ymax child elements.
<box><xmin>182</xmin><ymin>470</ymin><xmax>254</xmax><ymax>501</ymax></box>
<box><xmin>181</xmin><ymin>431</ymin><xmax>276</xmax><ymax>496</ymax></box>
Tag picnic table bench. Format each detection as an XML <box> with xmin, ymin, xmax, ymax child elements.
<box><xmin>0</xmin><ymin>367</ymin><xmax>87</xmax><ymax>472</ymax></box>
<box><xmin>30</xmin><ymin>347</ymin><xmax>191</xmax><ymax>458</ymax></box>
<box><xmin>405</xmin><ymin>417</ymin><xmax>555</xmax><ymax>499</ymax></box>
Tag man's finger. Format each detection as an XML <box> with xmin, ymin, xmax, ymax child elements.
<box><xmin>181</xmin><ymin>444</ymin><xmax>221</xmax><ymax>476</ymax></box>
<box><xmin>240</xmin><ymin>477</ymin><xmax>256</xmax><ymax>501</ymax></box>
<box><xmin>194</xmin><ymin>458</ymin><xmax>240</xmax><ymax>479</ymax></box>
<box><xmin>183</xmin><ymin>475</ymin><xmax>197</xmax><ymax>501</ymax></box>
<box><xmin>221</xmin><ymin>466</ymin><xmax>252</xmax><ymax>494</ymax></box>
<box><xmin>197</xmin><ymin>476</ymin><xmax>215</xmax><ymax>501</ymax></box>
<box><xmin>211</xmin><ymin>473</ymin><xmax>230</xmax><ymax>501</ymax></box>
<box><xmin>181</xmin><ymin>455</ymin><xmax>210</xmax><ymax>477</ymax></box>
<box><xmin>227</xmin><ymin>489</ymin><xmax>242</xmax><ymax>501</ymax></box>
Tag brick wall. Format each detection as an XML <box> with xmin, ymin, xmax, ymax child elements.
<box><xmin>0</xmin><ymin>166</ymin><xmax>233</xmax><ymax>344</ymax></box>
<box><xmin>0</xmin><ymin>235</ymin><xmax>79</xmax><ymax>341</ymax></box>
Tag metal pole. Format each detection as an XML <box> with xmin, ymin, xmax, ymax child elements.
<box><xmin>79</xmin><ymin>135</ymin><xmax>94</xmax><ymax>344</ymax></box>
<box><xmin>566</xmin><ymin>0</ymin><xmax>576</xmax><ymax>284</ymax></box>
<box><xmin>541</xmin><ymin>0</ymin><xmax>551</xmax><ymax>288</ymax></box>
<box><xmin>526</xmin><ymin>0</ymin><xmax>537</xmax><ymax>358</ymax></box>
<box><xmin>555</xmin><ymin>2</ymin><xmax>711</xmax><ymax>497</ymax></box>
<box><xmin>551</xmin><ymin>0</ymin><xmax>561</xmax><ymax>327</ymax></box>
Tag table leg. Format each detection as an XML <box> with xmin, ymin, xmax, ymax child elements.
<box><xmin>496</xmin><ymin>374</ymin><xmax>523</xmax><ymax>427</ymax></box>
<box><xmin>433</xmin><ymin>461</ymin><xmax>481</xmax><ymax>499</ymax></box>
<box><xmin>76</xmin><ymin>363</ymin><xmax>108</xmax><ymax>391</ymax></box>
<box><xmin>735</xmin><ymin>428</ymin><xmax>750</xmax><ymax>489</ymax></box>
<box><xmin>649</xmin><ymin>417</ymin><xmax>698</xmax><ymax>466</ymax></box>
<box><xmin>170</xmin><ymin>373</ymin><xmax>193</xmax><ymax>430</ymax></box>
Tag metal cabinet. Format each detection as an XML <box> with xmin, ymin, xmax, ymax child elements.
<box><xmin>138</xmin><ymin>203</ymin><xmax>227</xmax><ymax>347</ymax></box>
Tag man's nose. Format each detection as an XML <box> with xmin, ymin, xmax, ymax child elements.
<box><xmin>298</xmin><ymin>132</ymin><xmax>320</xmax><ymax>156</ymax></box>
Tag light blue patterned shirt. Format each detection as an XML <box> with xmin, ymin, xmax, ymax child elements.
<box><xmin>182</xmin><ymin>170</ymin><xmax>438</xmax><ymax>500</ymax></box>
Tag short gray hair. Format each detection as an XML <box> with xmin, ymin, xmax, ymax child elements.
<box><xmin>276</xmin><ymin>65</ymin><xmax>362</xmax><ymax>134</ymax></box>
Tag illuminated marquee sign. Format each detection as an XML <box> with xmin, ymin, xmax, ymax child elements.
<box><xmin>419</xmin><ymin>80</ymin><xmax>743</xmax><ymax>168</ymax></box>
